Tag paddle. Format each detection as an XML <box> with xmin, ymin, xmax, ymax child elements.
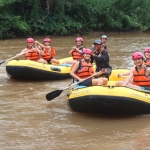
<box><xmin>0</xmin><ymin>55</ymin><xmax>18</xmax><ymax>65</ymax></box>
<box><xmin>46</xmin><ymin>70</ymin><xmax>105</xmax><ymax>101</ymax></box>
<box><xmin>0</xmin><ymin>48</ymin><xmax>35</xmax><ymax>65</ymax></box>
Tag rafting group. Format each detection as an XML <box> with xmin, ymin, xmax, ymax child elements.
<box><xmin>15</xmin><ymin>35</ymin><xmax>150</xmax><ymax>92</ymax></box>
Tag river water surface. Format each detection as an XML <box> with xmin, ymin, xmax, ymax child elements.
<box><xmin>0</xmin><ymin>32</ymin><xmax>150</xmax><ymax>150</ymax></box>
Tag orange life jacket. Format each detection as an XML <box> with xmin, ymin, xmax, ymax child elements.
<box><xmin>73</xmin><ymin>60</ymin><xmax>94</xmax><ymax>79</ymax></box>
<box><xmin>25</xmin><ymin>49</ymin><xmax>39</xmax><ymax>61</ymax></box>
<box><xmin>146</xmin><ymin>61</ymin><xmax>150</xmax><ymax>67</ymax></box>
<box><xmin>72</xmin><ymin>46</ymin><xmax>83</xmax><ymax>60</ymax></box>
<box><xmin>42</xmin><ymin>47</ymin><xmax>56</xmax><ymax>60</ymax></box>
<box><xmin>133</xmin><ymin>67</ymin><xmax>150</xmax><ymax>87</ymax></box>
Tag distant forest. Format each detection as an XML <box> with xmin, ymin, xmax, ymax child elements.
<box><xmin>1</xmin><ymin>0</ymin><xmax>150</xmax><ymax>38</ymax></box>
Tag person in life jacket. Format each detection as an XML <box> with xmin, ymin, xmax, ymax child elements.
<box><xmin>120</xmin><ymin>52</ymin><xmax>150</xmax><ymax>91</ymax></box>
<box><xmin>116</xmin><ymin>47</ymin><xmax>150</xmax><ymax>86</ymax></box>
<box><xmin>92</xmin><ymin>39</ymin><xmax>112</xmax><ymax>80</ymax></box>
<box><xmin>35</xmin><ymin>38</ymin><xmax>60</xmax><ymax>64</ymax></box>
<box><xmin>16</xmin><ymin>38</ymin><xmax>46</xmax><ymax>63</ymax></box>
<box><xmin>144</xmin><ymin>47</ymin><xmax>150</xmax><ymax>66</ymax></box>
<box><xmin>70</xmin><ymin>48</ymin><xmax>108</xmax><ymax>86</ymax></box>
<box><xmin>62</xmin><ymin>37</ymin><xmax>84</xmax><ymax>64</ymax></box>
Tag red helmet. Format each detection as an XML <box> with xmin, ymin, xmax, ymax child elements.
<box><xmin>132</xmin><ymin>52</ymin><xmax>143</xmax><ymax>60</ymax></box>
<box><xmin>144</xmin><ymin>47</ymin><xmax>150</xmax><ymax>53</ymax></box>
<box><xmin>44</xmin><ymin>38</ymin><xmax>51</xmax><ymax>43</ymax></box>
<box><xmin>26</xmin><ymin>38</ymin><xmax>34</xmax><ymax>43</ymax></box>
<box><xmin>75</xmin><ymin>37</ymin><xmax>83</xmax><ymax>42</ymax></box>
<box><xmin>82</xmin><ymin>48</ymin><xmax>92</xmax><ymax>55</ymax></box>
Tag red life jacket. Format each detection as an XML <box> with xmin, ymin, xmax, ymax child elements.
<box><xmin>72</xmin><ymin>46</ymin><xmax>83</xmax><ymax>60</ymax></box>
<box><xmin>25</xmin><ymin>48</ymin><xmax>39</xmax><ymax>61</ymax></box>
<box><xmin>73</xmin><ymin>60</ymin><xmax>94</xmax><ymax>79</ymax></box>
<box><xmin>133</xmin><ymin>67</ymin><xmax>150</xmax><ymax>87</ymax></box>
<box><xmin>42</xmin><ymin>47</ymin><xmax>56</xmax><ymax>60</ymax></box>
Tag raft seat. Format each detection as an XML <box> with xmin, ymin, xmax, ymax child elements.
<box><xmin>59</xmin><ymin>64</ymin><xmax>72</xmax><ymax>67</ymax></box>
<box><xmin>74</xmin><ymin>85</ymin><xmax>87</xmax><ymax>90</ymax></box>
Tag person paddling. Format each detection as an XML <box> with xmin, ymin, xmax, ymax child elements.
<box><xmin>70</xmin><ymin>48</ymin><xmax>108</xmax><ymax>86</ymax></box>
<box><xmin>63</xmin><ymin>37</ymin><xmax>85</xmax><ymax>64</ymax></box>
<box><xmin>16</xmin><ymin>38</ymin><xmax>45</xmax><ymax>63</ymax></box>
<box><xmin>35</xmin><ymin>38</ymin><xmax>60</xmax><ymax>64</ymax></box>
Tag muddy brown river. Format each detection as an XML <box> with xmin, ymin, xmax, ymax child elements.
<box><xmin>0</xmin><ymin>32</ymin><xmax>150</xmax><ymax>150</ymax></box>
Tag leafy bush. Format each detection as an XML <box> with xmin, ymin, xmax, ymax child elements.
<box><xmin>1</xmin><ymin>0</ymin><xmax>150</xmax><ymax>38</ymax></box>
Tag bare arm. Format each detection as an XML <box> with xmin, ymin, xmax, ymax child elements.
<box><xmin>69</xmin><ymin>46</ymin><xmax>83</xmax><ymax>54</ymax></box>
<box><xmin>118</xmin><ymin>66</ymin><xmax>135</xmax><ymax>77</ymax></box>
<box><xmin>35</xmin><ymin>41</ymin><xmax>50</xmax><ymax>49</ymax></box>
<box><xmin>122</xmin><ymin>67</ymin><xmax>134</xmax><ymax>86</ymax></box>
<box><xmin>146</xmin><ymin>67</ymin><xmax>150</xmax><ymax>77</ymax></box>
<box><xmin>16</xmin><ymin>48</ymin><xmax>28</xmax><ymax>57</ymax></box>
<box><xmin>35</xmin><ymin>41</ymin><xmax>50</xmax><ymax>55</ymax></box>
<box><xmin>118</xmin><ymin>70</ymin><xmax>130</xmax><ymax>78</ymax></box>
<box><xmin>69</xmin><ymin>46</ymin><xmax>76</xmax><ymax>54</ymax></box>
<box><xmin>70</xmin><ymin>61</ymin><xmax>83</xmax><ymax>81</ymax></box>
<box><xmin>32</xmin><ymin>43</ymin><xmax>44</xmax><ymax>55</ymax></box>
<box><xmin>36</xmin><ymin>48</ymin><xmax>44</xmax><ymax>55</ymax></box>
<box><xmin>70</xmin><ymin>61</ymin><xmax>106</xmax><ymax>82</ymax></box>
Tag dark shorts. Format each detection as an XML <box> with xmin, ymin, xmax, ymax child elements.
<box><xmin>141</xmin><ymin>86</ymin><xmax>150</xmax><ymax>91</ymax></box>
<box><xmin>78</xmin><ymin>79</ymin><xmax>92</xmax><ymax>87</ymax></box>
<box><xmin>47</xmin><ymin>59</ymin><xmax>52</xmax><ymax>64</ymax></box>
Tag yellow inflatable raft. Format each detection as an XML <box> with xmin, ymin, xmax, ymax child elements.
<box><xmin>6</xmin><ymin>57</ymin><xmax>73</xmax><ymax>80</ymax></box>
<box><xmin>67</xmin><ymin>69</ymin><xmax>150</xmax><ymax>115</ymax></box>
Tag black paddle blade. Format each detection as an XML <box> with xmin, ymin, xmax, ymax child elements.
<box><xmin>0</xmin><ymin>60</ymin><xmax>5</xmax><ymax>65</ymax></box>
<box><xmin>46</xmin><ymin>90</ymin><xmax>63</xmax><ymax>101</ymax></box>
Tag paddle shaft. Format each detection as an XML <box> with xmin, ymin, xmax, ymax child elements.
<box><xmin>63</xmin><ymin>71</ymin><xmax>104</xmax><ymax>90</ymax></box>
<box><xmin>0</xmin><ymin>48</ymin><xmax>35</xmax><ymax>65</ymax></box>
<box><xmin>46</xmin><ymin>70</ymin><xmax>105</xmax><ymax>101</ymax></box>
<box><xmin>65</xmin><ymin>73</ymin><xmax>150</xmax><ymax>94</ymax></box>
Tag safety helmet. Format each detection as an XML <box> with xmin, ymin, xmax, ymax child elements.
<box><xmin>101</xmin><ymin>35</ymin><xmax>107</xmax><ymax>39</ymax></box>
<box><xmin>132</xmin><ymin>52</ymin><xmax>143</xmax><ymax>60</ymax></box>
<box><xmin>26</xmin><ymin>38</ymin><xmax>34</xmax><ymax>43</ymax></box>
<box><xmin>44</xmin><ymin>38</ymin><xmax>51</xmax><ymax>43</ymax></box>
<box><xmin>144</xmin><ymin>47</ymin><xmax>150</xmax><ymax>53</ymax></box>
<box><xmin>75</xmin><ymin>37</ymin><xmax>83</xmax><ymax>42</ymax></box>
<box><xmin>93</xmin><ymin>39</ymin><xmax>102</xmax><ymax>45</ymax></box>
<box><xmin>82</xmin><ymin>48</ymin><xmax>92</xmax><ymax>55</ymax></box>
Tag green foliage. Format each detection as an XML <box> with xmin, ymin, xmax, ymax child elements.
<box><xmin>0</xmin><ymin>11</ymin><xmax>31</xmax><ymax>38</ymax></box>
<box><xmin>110</xmin><ymin>0</ymin><xmax>150</xmax><ymax>31</ymax></box>
<box><xmin>0</xmin><ymin>0</ymin><xmax>21</xmax><ymax>7</ymax></box>
<box><xmin>1</xmin><ymin>0</ymin><xmax>150</xmax><ymax>38</ymax></box>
